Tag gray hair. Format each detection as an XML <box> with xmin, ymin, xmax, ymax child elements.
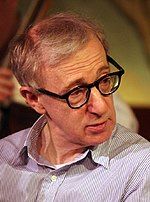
<box><xmin>9</xmin><ymin>12</ymin><xmax>108</xmax><ymax>87</ymax></box>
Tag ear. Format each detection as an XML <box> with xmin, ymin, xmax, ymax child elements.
<box><xmin>20</xmin><ymin>86</ymin><xmax>46</xmax><ymax>114</ymax></box>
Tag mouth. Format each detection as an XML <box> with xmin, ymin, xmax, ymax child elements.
<box><xmin>85</xmin><ymin>121</ymin><xmax>107</xmax><ymax>134</ymax></box>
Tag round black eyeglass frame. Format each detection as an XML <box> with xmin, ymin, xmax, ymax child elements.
<box><xmin>37</xmin><ymin>55</ymin><xmax>125</xmax><ymax>109</ymax></box>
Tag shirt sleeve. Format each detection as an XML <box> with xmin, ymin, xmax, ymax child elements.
<box><xmin>123</xmin><ymin>158</ymin><xmax>150</xmax><ymax>202</ymax></box>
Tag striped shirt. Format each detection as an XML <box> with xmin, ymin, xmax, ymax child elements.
<box><xmin>0</xmin><ymin>115</ymin><xmax>150</xmax><ymax>202</ymax></box>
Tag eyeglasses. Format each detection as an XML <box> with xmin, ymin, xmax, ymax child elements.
<box><xmin>37</xmin><ymin>55</ymin><xmax>125</xmax><ymax>109</ymax></box>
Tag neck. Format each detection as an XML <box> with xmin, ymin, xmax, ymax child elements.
<box><xmin>38</xmin><ymin>123</ymin><xmax>86</xmax><ymax>165</ymax></box>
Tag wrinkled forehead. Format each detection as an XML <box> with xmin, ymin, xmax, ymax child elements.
<box><xmin>39</xmin><ymin>37</ymin><xmax>108</xmax><ymax>91</ymax></box>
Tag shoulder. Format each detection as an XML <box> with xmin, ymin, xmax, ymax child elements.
<box><xmin>0</xmin><ymin>128</ymin><xmax>30</xmax><ymax>164</ymax></box>
<box><xmin>113</xmin><ymin>125</ymin><xmax>150</xmax><ymax>200</ymax></box>
<box><xmin>114</xmin><ymin>124</ymin><xmax>149</xmax><ymax>147</ymax></box>
<box><xmin>110</xmin><ymin>124</ymin><xmax>150</xmax><ymax>167</ymax></box>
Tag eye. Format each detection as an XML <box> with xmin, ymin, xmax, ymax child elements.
<box><xmin>70</xmin><ymin>88</ymin><xmax>85</xmax><ymax>98</ymax></box>
<box><xmin>99</xmin><ymin>76</ymin><xmax>112</xmax><ymax>92</ymax></box>
<box><xmin>101</xmin><ymin>76</ymin><xmax>111</xmax><ymax>85</ymax></box>
<box><xmin>68</xmin><ymin>87</ymin><xmax>88</xmax><ymax>105</ymax></box>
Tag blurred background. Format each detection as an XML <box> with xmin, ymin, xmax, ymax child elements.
<box><xmin>0</xmin><ymin>0</ymin><xmax>149</xmax><ymax>139</ymax></box>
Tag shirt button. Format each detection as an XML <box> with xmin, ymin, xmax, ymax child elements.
<box><xmin>51</xmin><ymin>175</ymin><xmax>57</xmax><ymax>182</ymax></box>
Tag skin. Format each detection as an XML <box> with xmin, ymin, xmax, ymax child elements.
<box><xmin>21</xmin><ymin>36</ymin><xmax>116</xmax><ymax>165</ymax></box>
<box><xmin>0</xmin><ymin>68</ymin><xmax>14</xmax><ymax>102</ymax></box>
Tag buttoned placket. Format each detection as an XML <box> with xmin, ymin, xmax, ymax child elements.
<box><xmin>36</xmin><ymin>169</ymin><xmax>68</xmax><ymax>202</ymax></box>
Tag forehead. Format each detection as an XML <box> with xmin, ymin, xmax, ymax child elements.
<box><xmin>42</xmin><ymin>37</ymin><xmax>108</xmax><ymax>91</ymax></box>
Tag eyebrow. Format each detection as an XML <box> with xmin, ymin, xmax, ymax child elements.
<box><xmin>95</xmin><ymin>66</ymin><xmax>109</xmax><ymax>79</ymax></box>
<box><xmin>60</xmin><ymin>66</ymin><xmax>109</xmax><ymax>94</ymax></box>
<box><xmin>60</xmin><ymin>78</ymin><xmax>87</xmax><ymax>94</ymax></box>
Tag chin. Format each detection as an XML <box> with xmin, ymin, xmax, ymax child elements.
<box><xmin>83</xmin><ymin>132</ymin><xmax>112</xmax><ymax>147</ymax></box>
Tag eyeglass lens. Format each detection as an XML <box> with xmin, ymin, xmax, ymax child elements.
<box><xmin>68</xmin><ymin>74</ymin><xmax>120</xmax><ymax>108</ymax></box>
<box><xmin>99</xmin><ymin>74</ymin><xmax>119</xmax><ymax>94</ymax></box>
<box><xmin>69</xmin><ymin>87</ymin><xmax>89</xmax><ymax>107</ymax></box>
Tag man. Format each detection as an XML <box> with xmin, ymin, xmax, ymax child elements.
<box><xmin>0</xmin><ymin>13</ymin><xmax>149</xmax><ymax>201</ymax></box>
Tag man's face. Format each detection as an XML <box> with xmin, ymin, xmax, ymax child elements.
<box><xmin>39</xmin><ymin>36</ymin><xmax>116</xmax><ymax>148</ymax></box>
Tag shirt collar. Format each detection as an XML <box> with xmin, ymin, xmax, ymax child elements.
<box><xmin>20</xmin><ymin>115</ymin><xmax>117</xmax><ymax>170</ymax></box>
<box><xmin>89</xmin><ymin>125</ymin><xmax>117</xmax><ymax>169</ymax></box>
<box><xmin>19</xmin><ymin>115</ymin><xmax>46</xmax><ymax>164</ymax></box>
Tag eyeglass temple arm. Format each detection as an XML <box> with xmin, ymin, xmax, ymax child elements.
<box><xmin>107</xmin><ymin>55</ymin><xmax>125</xmax><ymax>73</ymax></box>
<box><xmin>37</xmin><ymin>88</ymin><xmax>65</xmax><ymax>99</ymax></box>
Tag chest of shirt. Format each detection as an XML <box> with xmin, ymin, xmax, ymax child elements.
<box><xmin>0</xmin><ymin>160</ymin><xmax>135</xmax><ymax>202</ymax></box>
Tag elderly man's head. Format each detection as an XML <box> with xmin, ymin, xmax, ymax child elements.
<box><xmin>9</xmin><ymin>13</ymin><xmax>124</xmax><ymax>147</ymax></box>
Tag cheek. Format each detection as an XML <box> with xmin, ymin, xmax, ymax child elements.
<box><xmin>43</xmin><ymin>97</ymin><xmax>85</xmax><ymax>128</ymax></box>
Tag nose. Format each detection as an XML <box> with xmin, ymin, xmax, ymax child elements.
<box><xmin>87</xmin><ymin>87</ymin><xmax>108</xmax><ymax>115</ymax></box>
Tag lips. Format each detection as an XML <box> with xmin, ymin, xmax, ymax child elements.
<box><xmin>85</xmin><ymin>121</ymin><xmax>107</xmax><ymax>134</ymax></box>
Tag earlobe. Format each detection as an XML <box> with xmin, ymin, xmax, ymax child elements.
<box><xmin>20</xmin><ymin>86</ymin><xmax>46</xmax><ymax>114</ymax></box>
